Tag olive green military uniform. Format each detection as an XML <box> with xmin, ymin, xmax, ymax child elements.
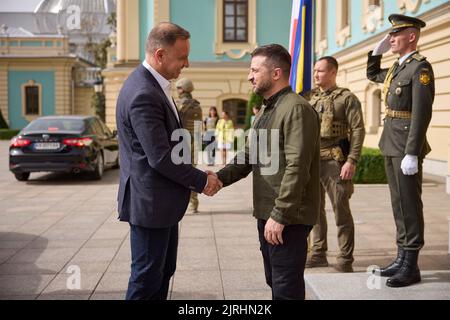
<box><xmin>367</xmin><ymin>51</ymin><xmax>434</xmax><ymax>251</ymax></box>
<box><xmin>304</xmin><ymin>86</ymin><xmax>365</xmax><ymax>266</ymax></box>
<box><xmin>218</xmin><ymin>86</ymin><xmax>320</xmax><ymax>226</ymax></box>
<box><xmin>178</xmin><ymin>92</ymin><xmax>203</xmax><ymax>212</ymax></box>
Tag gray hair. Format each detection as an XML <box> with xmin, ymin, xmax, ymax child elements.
<box><xmin>145</xmin><ymin>22</ymin><xmax>190</xmax><ymax>54</ymax></box>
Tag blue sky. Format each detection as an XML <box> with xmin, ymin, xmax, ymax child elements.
<box><xmin>0</xmin><ymin>0</ymin><xmax>43</xmax><ymax>12</ymax></box>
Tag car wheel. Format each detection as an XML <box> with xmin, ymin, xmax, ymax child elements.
<box><xmin>14</xmin><ymin>172</ymin><xmax>30</xmax><ymax>182</ymax></box>
<box><xmin>92</xmin><ymin>152</ymin><xmax>104</xmax><ymax>180</ymax></box>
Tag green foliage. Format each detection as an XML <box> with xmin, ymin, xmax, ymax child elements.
<box><xmin>245</xmin><ymin>92</ymin><xmax>263</xmax><ymax>129</ymax></box>
<box><xmin>0</xmin><ymin>109</ymin><xmax>8</xmax><ymax>129</ymax></box>
<box><xmin>0</xmin><ymin>129</ymin><xmax>20</xmax><ymax>140</ymax></box>
<box><xmin>353</xmin><ymin>147</ymin><xmax>387</xmax><ymax>184</ymax></box>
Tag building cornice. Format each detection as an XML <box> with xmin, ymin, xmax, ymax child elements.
<box><xmin>332</xmin><ymin>2</ymin><xmax>450</xmax><ymax>67</ymax></box>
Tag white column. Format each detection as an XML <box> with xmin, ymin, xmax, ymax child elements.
<box><xmin>116</xmin><ymin>0</ymin><xmax>126</xmax><ymax>63</ymax></box>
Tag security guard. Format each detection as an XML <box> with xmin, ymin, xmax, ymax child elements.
<box><xmin>176</xmin><ymin>78</ymin><xmax>203</xmax><ymax>213</ymax></box>
<box><xmin>304</xmin><ymin>56</ymin><xmax>365</xmax><ymax>273</ymax></box>
<box><xmin>367</xmin><ymin>14</ymin><xmax>434</xmax><ymax>287</ymax></box>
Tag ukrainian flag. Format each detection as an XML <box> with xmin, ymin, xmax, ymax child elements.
<box><xmin>289</xmin><ymin>0</ymin><xmax>313</xmax><ymax>94</ymax></box>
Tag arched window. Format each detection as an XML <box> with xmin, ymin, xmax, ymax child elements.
<box><xmin>365</xmin><ymin>85</ymin><xmax>382</xmax><ymax>134</ymax></box>
<box><xmin>223</xmin><ymin>98</ymin><xmax>247</xmax><ymax>128</ymax></box>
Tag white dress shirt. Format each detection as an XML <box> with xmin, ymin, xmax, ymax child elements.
<box><xmin>142</xmin><ymin>60</ymin><xmax>180</xmax><ymax>124</ymax></box>
<box><xmin>399</xmin><ymin>51</ymin><xmax>416</xmax><ymax>66</ymax></box>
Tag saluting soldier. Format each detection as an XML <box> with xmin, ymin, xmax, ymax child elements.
<box><xmin>304</xmin><ymin>56</ymin><xmax>365</xmax><ymax>273</ymax></box>
<box><xmin>367</xmin><ymin>14</ymin><xmax>434</xmax><ymax>287</ymax></box>
<box><xmin>177</xmin><ymin>78</ymin><xmax>204</xmax><ymax>213</ymax></box>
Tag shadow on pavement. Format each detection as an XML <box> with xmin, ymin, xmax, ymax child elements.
<box><xmin>0</xmin><ymin>233</ymin><xmax>53</xmax><ymax>299</ymax></box>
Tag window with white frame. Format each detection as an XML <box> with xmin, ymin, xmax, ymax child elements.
<box><xmin>22</xmin><ymin>80</ymin><xmax>42</xmax><ymax>117</ymax></box>
<box><xmin>223</xmin><ymin>0</ymin><xmax>248</xmax><ymax>43</ymax></box>
<box><xmin>215</xmin><ymin>0</ymin><xmax>257</xmax><ymax>60</ymax></box>
<box><xmin>336</xmin><ymin>0</ymin><xmax>351</xmax><ymax>47</ymax></box>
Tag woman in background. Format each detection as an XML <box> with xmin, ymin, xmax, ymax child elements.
<box><xmin>215</xmin><ymin>111</ymin><xmax>234</xmax><ymax>165</ymax></box>
<box><xmin>203</xmin><ymin>107</ymin><xmax>219</xmax><ymax>166</ymax></box>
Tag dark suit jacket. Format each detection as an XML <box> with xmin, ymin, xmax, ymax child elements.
<box><xmin>116</xmin><ymin>64</ymin><xmax>207</xmax><ymax>228</ymax></box>
<box><xmin>367</xmin><ymin>51</ymin><xmax>434</xmax><ymax>158</ymax></box>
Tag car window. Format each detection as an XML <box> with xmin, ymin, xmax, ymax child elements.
<box><xmin>24</xmin><ymin>119</ymin><xmax>85</xmax><ymax>132</ymax></box>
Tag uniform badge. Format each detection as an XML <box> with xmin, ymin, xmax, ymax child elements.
<box><xmin>420</xmin><ymin>72</ymin><xmax>431</xmax><ymax>86</ymax></box>
<box><xmin>395</xmin><ymin>87</ymin><xmax>402</xmax><ymax>95</ymax></box>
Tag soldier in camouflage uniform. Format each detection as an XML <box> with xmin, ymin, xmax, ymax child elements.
<box><xmin>304</xmin><ymin>56</ymin><xmax>365</xmax><ymax>273</ymax></box>
<box><xmin>367</xmin><ymin>14</ymin><xmax>434</xmax><ymax>287</ymax></box>
<box><xmin>176</xmin><ymin>78</ymin><xmax>203</xmax><ymax>213</ymax></box>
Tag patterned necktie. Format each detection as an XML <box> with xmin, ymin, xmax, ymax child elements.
<box><xmin>383</xmin><ymin>60</ymin><xmax>399</xmax><ymax>106</ymax></box>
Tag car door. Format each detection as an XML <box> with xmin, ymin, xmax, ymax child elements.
<box><xmin>90</xmin><ymin>118</ymin><xmax>109</xmax><ymax>163</ymax></box>
<box><xmin>94</xmin><ymin>118</ymin><xmax>116</xmax><ymax>165</ymax></box>
<box><xmin>99</xmin><ymin>120</ymin><xmax>119</xmax><ymax>165</ymax></box>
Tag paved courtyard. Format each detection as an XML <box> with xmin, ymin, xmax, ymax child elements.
<box><xmin>0</xmin><ymin>140</ymin><xmax>449</xmax><ymax>300</ymax></box>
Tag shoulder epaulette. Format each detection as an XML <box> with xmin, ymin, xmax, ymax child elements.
<box><xmin>331</xmin><ymin>87</ymin><xmax>350</xmax><ymax>98</ymax></box>
<box><xmin>412</xmin><ymin>53</ymin><xmax>426</xmax><ymax>62</ymax></box>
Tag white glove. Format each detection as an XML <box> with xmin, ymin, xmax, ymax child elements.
<box><xmin>401</xmin><ymin>155</ymin><xmax>419</xmax><ymax>176</ymax></box>
<box><xmin>372</xmin><ymin>34</ymin><xmax>391</xmax><ymax>56</ymax></box>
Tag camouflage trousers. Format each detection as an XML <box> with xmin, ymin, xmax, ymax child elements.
<box><xmin>189</xmin><ymin>163</ymin><xmax>199</xmax><ymax>211</ymax></box>
<box><xmin>310</xmin><ymin>160</ymin><xmax>355</xmax><ymax>265</ymax></box>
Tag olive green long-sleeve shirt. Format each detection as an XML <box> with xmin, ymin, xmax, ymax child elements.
<box><xmin>217</xmin><ymin>87</ymin><xmax>320</xmax><ymax>226</ymax></box>
<box><xmin>367</xmin><ymin>51</ymin><xmax>434</xmax><ymax>158</ymax></box>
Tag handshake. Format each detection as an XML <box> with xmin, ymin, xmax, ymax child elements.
<box><xmin>202</xmin><ymin>171</ymin><xmax>223</xmax><ymax>196</ymax></box>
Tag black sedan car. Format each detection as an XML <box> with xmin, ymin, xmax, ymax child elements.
<box><xmin>9</xmin><ymin>116</ymin><xmax>119</xmax><ymax>181</ymax></box>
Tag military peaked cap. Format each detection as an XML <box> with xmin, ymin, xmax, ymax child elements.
<box><xmin>389</xmin><ymin>14</ymin><xmax>426</xmax><ymax>34</ymax></box>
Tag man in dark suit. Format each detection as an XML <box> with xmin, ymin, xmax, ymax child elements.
<box><xmin>116</xmin><ymin>22</ymin><xmax>222</xmax><ymax>300</ymax></box>
<box><xmin>367</xmin><ymin>14</ymin><xmax>434</xmax><ymax>287</ymax></box>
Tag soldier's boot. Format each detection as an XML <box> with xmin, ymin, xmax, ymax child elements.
<box><xmin>305</xmin><ymin>254</ymin><xmax>329</xmax><ymax>268</ymax></box>
<box><xmin>373</xmin><ymin>248</ymin><xmax>405</xmax><ymax>277</ymax></box>
<box><xmin>187</xmin><ymin>192</ymin><xmax>199</xmax><ymax>214</ymax></box>
<box><xmin>386</xmin><ymin>250</ymin><xmax>421</xmax><ymax>288</ymax></box>
<box><xmin>334</xmin><ymin>262</ymin><xmax>354</xmax><ymax>273</ymax></box>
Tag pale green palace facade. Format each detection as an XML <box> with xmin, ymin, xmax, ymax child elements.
<box><xmin>0</xmin><ymin>33</ymin><xmax>97</xmax><ymax>130</ymax></box>
<box><xmin>103</xmin><ymin>0</ymin><xmax>293</xmax><ymax>130</ymax></box>
<box><xmin>105</xmin><ymin>0</ymin><xmax>450</xmax><ymax>190</ymax></box>
<box><xmin>314</xmin><ymin>0</ymin><xmax>450</xmax><ymax>190</ymax></box>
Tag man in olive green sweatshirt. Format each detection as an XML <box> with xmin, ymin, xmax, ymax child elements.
<box><xmin>215</xmin><ymin>44</ymin><xmax>320</xmax><ymax>300</ymax></box>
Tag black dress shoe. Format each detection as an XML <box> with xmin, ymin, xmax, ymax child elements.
<box><xmin>373</xmin><ymin>248</ymin><xmax>405</xmax><ymax>277</ymax></box>
<box><xmin>386</xmin><ymin>250</ymin><xmax>421</xmax><ymax>288</ymax></box>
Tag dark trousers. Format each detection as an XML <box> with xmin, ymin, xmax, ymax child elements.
<box><xmin>385</xmin><ymin>156</ymin><xmax>424</xmax><ymax>250</ymax></box>
<box><xmin>258</xmin><ymin>219</ymin><xmax>312</xmax><ymax>300</ymax></box>
<box><xmin>126</xmin><ymin>223</ymin><xmax>178</xmax><ymax>300</ymax></box>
